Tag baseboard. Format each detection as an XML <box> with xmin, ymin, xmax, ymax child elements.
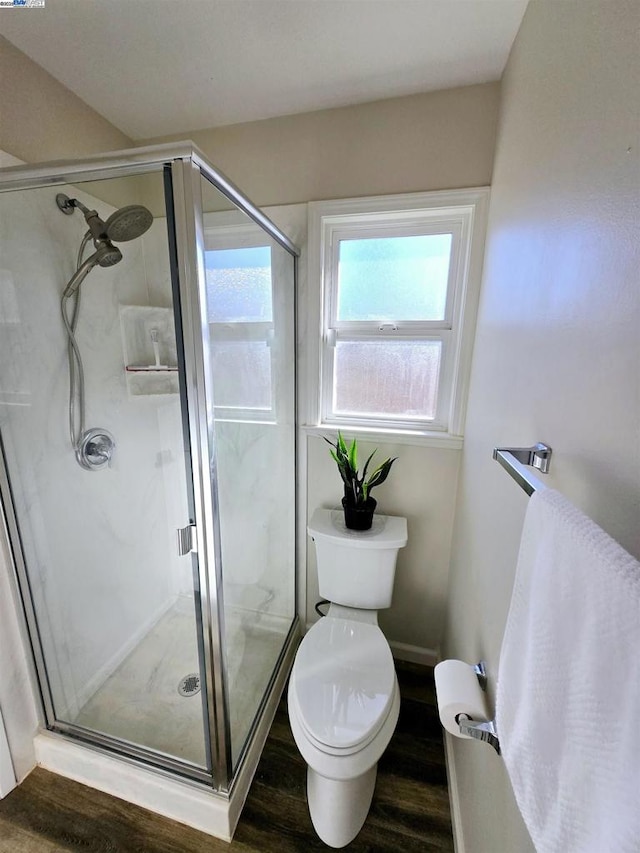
<box><xmin>443</xmin><ymin>731</ymin><xmax>465</xmax><ymax>853</ymax></box>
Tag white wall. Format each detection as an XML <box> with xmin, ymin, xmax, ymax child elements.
<box><xmin>0</xmin><ymin>174</ymin><xmax>190</xmax><ymax>724</ymax></box>
<box><xmin>443</xmin><ymin>2</ymin><xmax>640</xmax><ymax>850</ymax></box>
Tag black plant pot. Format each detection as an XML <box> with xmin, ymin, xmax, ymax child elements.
<box><xmin>342</xmin><ymin>497</ymin><xmax>377</xmax><ymax>531</ymax></box>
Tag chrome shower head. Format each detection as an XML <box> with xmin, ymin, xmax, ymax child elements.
<box><xmin>56</xmin><ymin>194</ymin><xmax>153</xmax><ymax>243</ymax></box>
<box><xmin>104</xmin><ymin>205</ymin><xmax>153</xmax><ymax>242</ymax></box>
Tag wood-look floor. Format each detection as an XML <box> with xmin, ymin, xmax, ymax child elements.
<box><xmin>0</xmin><ymin>663</ymin><xmax>453</xmax><ymax>852</ymax></box>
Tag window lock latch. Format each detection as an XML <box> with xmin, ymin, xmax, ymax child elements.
<box><xmin>378</xmin><ymin>323</ymin><xmax>398</xmax><ymax>332</ymax></box>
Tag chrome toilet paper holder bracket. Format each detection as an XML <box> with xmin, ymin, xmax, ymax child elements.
<box><xmin>458</xmin><ymin>717</ymin><xmax>501</xmax><ymax>755</ymax></box>
<box><xmin>473</xmin><ymin>660</ymin><xmax>487</xmax><ymax>691</ymax></box>
<box><xmin>456</xmin><ymin>661</ymin><xmax>501</xmax><ymax>756</ymax></box>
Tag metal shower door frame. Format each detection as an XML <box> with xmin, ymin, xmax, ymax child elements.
<box><xmin>168</xmin><ymin>154</ymin><xmax>300</xmax><ymax>793</ymax></box>
<box><xmin>0</xmin><ymin>143</ymin><xmax>299</xmax><ymax>796</ymax></box>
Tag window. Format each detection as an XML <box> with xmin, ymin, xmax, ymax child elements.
<box><xmin>204</xmin><ymin>224</ymin><xmax>275</xmax><ymax>421</ymax></box>
<box><xmin>306</xmin><ymin>190</ymin><xmax>489</xmax><ymax>443</ymax></box>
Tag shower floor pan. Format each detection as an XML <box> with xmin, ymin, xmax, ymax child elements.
<box><xmin>73</xmin><ymin>595</ymin><xmax>291</xmax><ymax>768</ymax></box>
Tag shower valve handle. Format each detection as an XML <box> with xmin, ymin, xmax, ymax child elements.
<box><xmin>76</xmin><ymin>428</ymin><xmax>115</xmax><ymax>471</ymax></box>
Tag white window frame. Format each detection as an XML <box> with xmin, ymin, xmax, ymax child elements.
<box><xmin>305</xmin><ymin>189</ymin><xmax>489</xmax><ymax>446</ymax></box>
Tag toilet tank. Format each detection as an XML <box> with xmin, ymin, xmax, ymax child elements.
<box><xmin>308</xmin><ymin>508</ymin><xmax>408</xmax><ymax>610</ymax></box>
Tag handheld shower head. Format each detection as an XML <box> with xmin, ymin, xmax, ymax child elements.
<box><xmin>62</xmin><ymin>243</ymin><xmax>122</xmax><ymax>298</ymax></box>
<box><xmin>95</xmin><ymin>241</ymin><xmax>123</xmax><ymax>267</ymax></box>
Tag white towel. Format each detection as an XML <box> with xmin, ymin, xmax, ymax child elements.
<box><xmin>496</xmin><ymin>488</ymin><xmax>640</xmax><ymax>853</ymax></box>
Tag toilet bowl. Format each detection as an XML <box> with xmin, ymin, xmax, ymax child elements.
<box><xmin>288</xmin><ymin>509</ymin><xmax>408</xmax><ymax>848</ymax></box>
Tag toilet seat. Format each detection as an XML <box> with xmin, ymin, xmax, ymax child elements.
<box><xmin>290</xmin><ymin>616</ymin><xmax>396</xmax><ymax>754</ymax></box>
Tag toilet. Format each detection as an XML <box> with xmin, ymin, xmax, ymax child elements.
<box><xmin>288</xmin><ymin>508</ymin><xmax>408</xmax><ymax>848</ymax></box>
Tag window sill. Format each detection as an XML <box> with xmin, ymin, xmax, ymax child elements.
<box><xmin>300</xmin><ymin>423</ymin><xmax>463</xmax><ymax>450</ymax></box>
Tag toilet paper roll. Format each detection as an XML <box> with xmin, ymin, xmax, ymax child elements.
<box><xmin>434</xmin><ymin>659</ymin><xmax>488</xmax><ymax>738</ymax></box>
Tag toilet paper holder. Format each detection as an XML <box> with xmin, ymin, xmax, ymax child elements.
<box><xmin>456</xmin><ymin>661</ymin><xmax>501</xmax><ymax>756</ymax></box>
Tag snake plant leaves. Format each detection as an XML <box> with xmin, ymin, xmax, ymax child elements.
<box><xmin>366</xmin><ymin>457</ymin><xmax>397</xmax><ymax>491</ymax></box>
<box><xmin>325</xmin><ymin>431</ymin><xmax>397</xmax><ymax>506</ymax></box>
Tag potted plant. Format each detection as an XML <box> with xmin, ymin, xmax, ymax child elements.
<box><xmin>324</xmin><ymin>432</ymin><xmax>397</xmax><ymax>531</ymax></box>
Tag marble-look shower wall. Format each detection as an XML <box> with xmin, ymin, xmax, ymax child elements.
<box><xmin>143</xmin><ymin>215</ymin><xmax>296</xmax><ymax>625</ymax></box>
<box><xmin>215</xmin><ymin>420</ymin><xmax>295</xmax><ymax>620</ymax></box>
<box><xmin>0</xmin><ymin>180</ymin><xmax>191</xmax><ymax>720</ymax></box>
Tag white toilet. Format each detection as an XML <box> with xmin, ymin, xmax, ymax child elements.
<box><xmin>288</xmin><ymin>508</ymin><xmax>408</xmax><ymax>848</ymax></box>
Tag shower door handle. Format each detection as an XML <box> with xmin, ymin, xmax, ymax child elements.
<box><xmin>177</xmin><ymin>524</ymin><xmax>197</xmax><ymax>556</ymax></box>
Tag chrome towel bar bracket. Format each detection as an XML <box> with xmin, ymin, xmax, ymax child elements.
<box><xmin>493</xmin><ymin>442</ymin><xmax>553</xmax><ymax>496</ymax></box>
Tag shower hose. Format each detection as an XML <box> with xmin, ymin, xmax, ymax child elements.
<box><xmin>60</xmin><ymin>233</ymin><xmax>92</xmax><ymax>451</ymax></box>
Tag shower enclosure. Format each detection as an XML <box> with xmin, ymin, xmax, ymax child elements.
<box><xmin>0</xmin><ymin>144</ymin><xmax>298</xmax><ymax>821</ymax></box>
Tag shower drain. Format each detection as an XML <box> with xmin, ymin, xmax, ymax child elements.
<box><xmin>177</xmin><ymin>673</ymin><xmax>201</xmax><ymax>697</ymax></box>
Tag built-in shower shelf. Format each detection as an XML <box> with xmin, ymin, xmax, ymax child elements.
<box><xmin>119</xmin><ymin>305</ymin><xmax>179</xmax><ymax>397</ymax></box>
<box><xmin>125</xmin><ymin>366</ymin><xmax>179</xmax><ymax>373</ymax></box>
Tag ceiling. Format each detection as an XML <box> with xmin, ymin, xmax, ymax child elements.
<box><xmin>0</xmin><ymin>0</ymin><xmax>529</xmax><ymax>140</ymax></box>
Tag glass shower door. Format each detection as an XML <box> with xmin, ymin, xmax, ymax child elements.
<box><xmin>0</xmin><ymin>169</ymin><xmax>212</xmax><ymax>776</ymax></box>
<box><xmin>196</xmin><ymin>172</ymin><xmax>297</xmax><ymax>769</ymax></box>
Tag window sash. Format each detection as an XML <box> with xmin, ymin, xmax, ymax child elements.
<box><xmin>327</xmin><ymin>221</ymin><xmax>463</xmax><ymax>330</ymax></box>
<box><xmin>321</xmin><ymin>330</ymin><xmax>453</xmax><ymax>431</ymax></box>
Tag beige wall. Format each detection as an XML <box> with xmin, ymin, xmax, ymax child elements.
<box><xmin>443</xmin><ymin>2</ymin><xmax>640</xmax><ymax>850</ymax></box>
<box><xmin>0</xmin><ymin>38</ymin><xmax>140</xmax><ymax>209</ymax></box>
<box><xmin>305</xmin><ymin>436</ymin><xmax>460</xmax><ymax>652</ymax></box>
<box><xmin>0</xmin><ymin>36</ymin><xmax>132</xmax><ymax>163</ymax></box>
<box><xmin>159</xmin><ymin>84</ymin><xmax>500</xmax><ymax>652</ymax></box>
<box><xmin>141</xmin><ymin>82</ymin><xmax>500</xmax><ymax>207</ymax></box>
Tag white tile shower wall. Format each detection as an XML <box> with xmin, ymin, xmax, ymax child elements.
<box><xmin>140</xmin><ymin>218</ymin><xmax>193</xmax><ymax>598</ymax></box>
<box><xmin>215</xmin><ymin>421</ymin><xmax>295</xmax><ymax>620</ymax></box>
<box><xmin>0</xmin><ymin>523</ymin><xmax>39</xmax><ymax>784</ymax></box>
<box><xmin>142</xmin><ymin>215</ymin><xmax>297</xmax><ymax>621</ymax></box>
<box><xmin>0</xmin><ymin>182</ymin><xmax>189</xmax><ymax>720</ymax></box>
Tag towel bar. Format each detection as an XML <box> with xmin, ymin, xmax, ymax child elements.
<box><xmin>493</xmin><ymin>443</ymin><xmax>552</xmax><ymax>496</ymax></box>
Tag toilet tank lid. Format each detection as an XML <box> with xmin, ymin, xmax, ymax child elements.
<box><xmin>308</xmin><ymin>508</ymin><xmax>407</xmax><ymax>549</ymax></box>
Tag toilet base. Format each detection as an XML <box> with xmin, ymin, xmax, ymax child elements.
<box><xmin>307</xmin><ymin>763</ymin><xmax>377</xmax><ymax>848</ymax></box>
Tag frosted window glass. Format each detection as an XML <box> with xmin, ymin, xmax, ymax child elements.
<box><xmin>337</xmin><ymin>234</ymin><xmax>451</xmax><ymax>321</ymax></box>
<box><xmin>211</xmin><ymin>341</ymin><xmax>271</xmax><ymax>409</ymax></box>
<box><xmin>205</xmin><ymin>246</ymin><xmax>272</xmax><ymax>322</ymax></box>
<box><xmin>333</xmin><ymin>340</ymin><xmax>441</xmax><ymax>420</ymax></box>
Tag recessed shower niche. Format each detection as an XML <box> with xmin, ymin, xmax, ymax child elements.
<box><xmin>0</xmin><ymin>144</ymin><xmax>298</xmax><ymax>838</ymax></box>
